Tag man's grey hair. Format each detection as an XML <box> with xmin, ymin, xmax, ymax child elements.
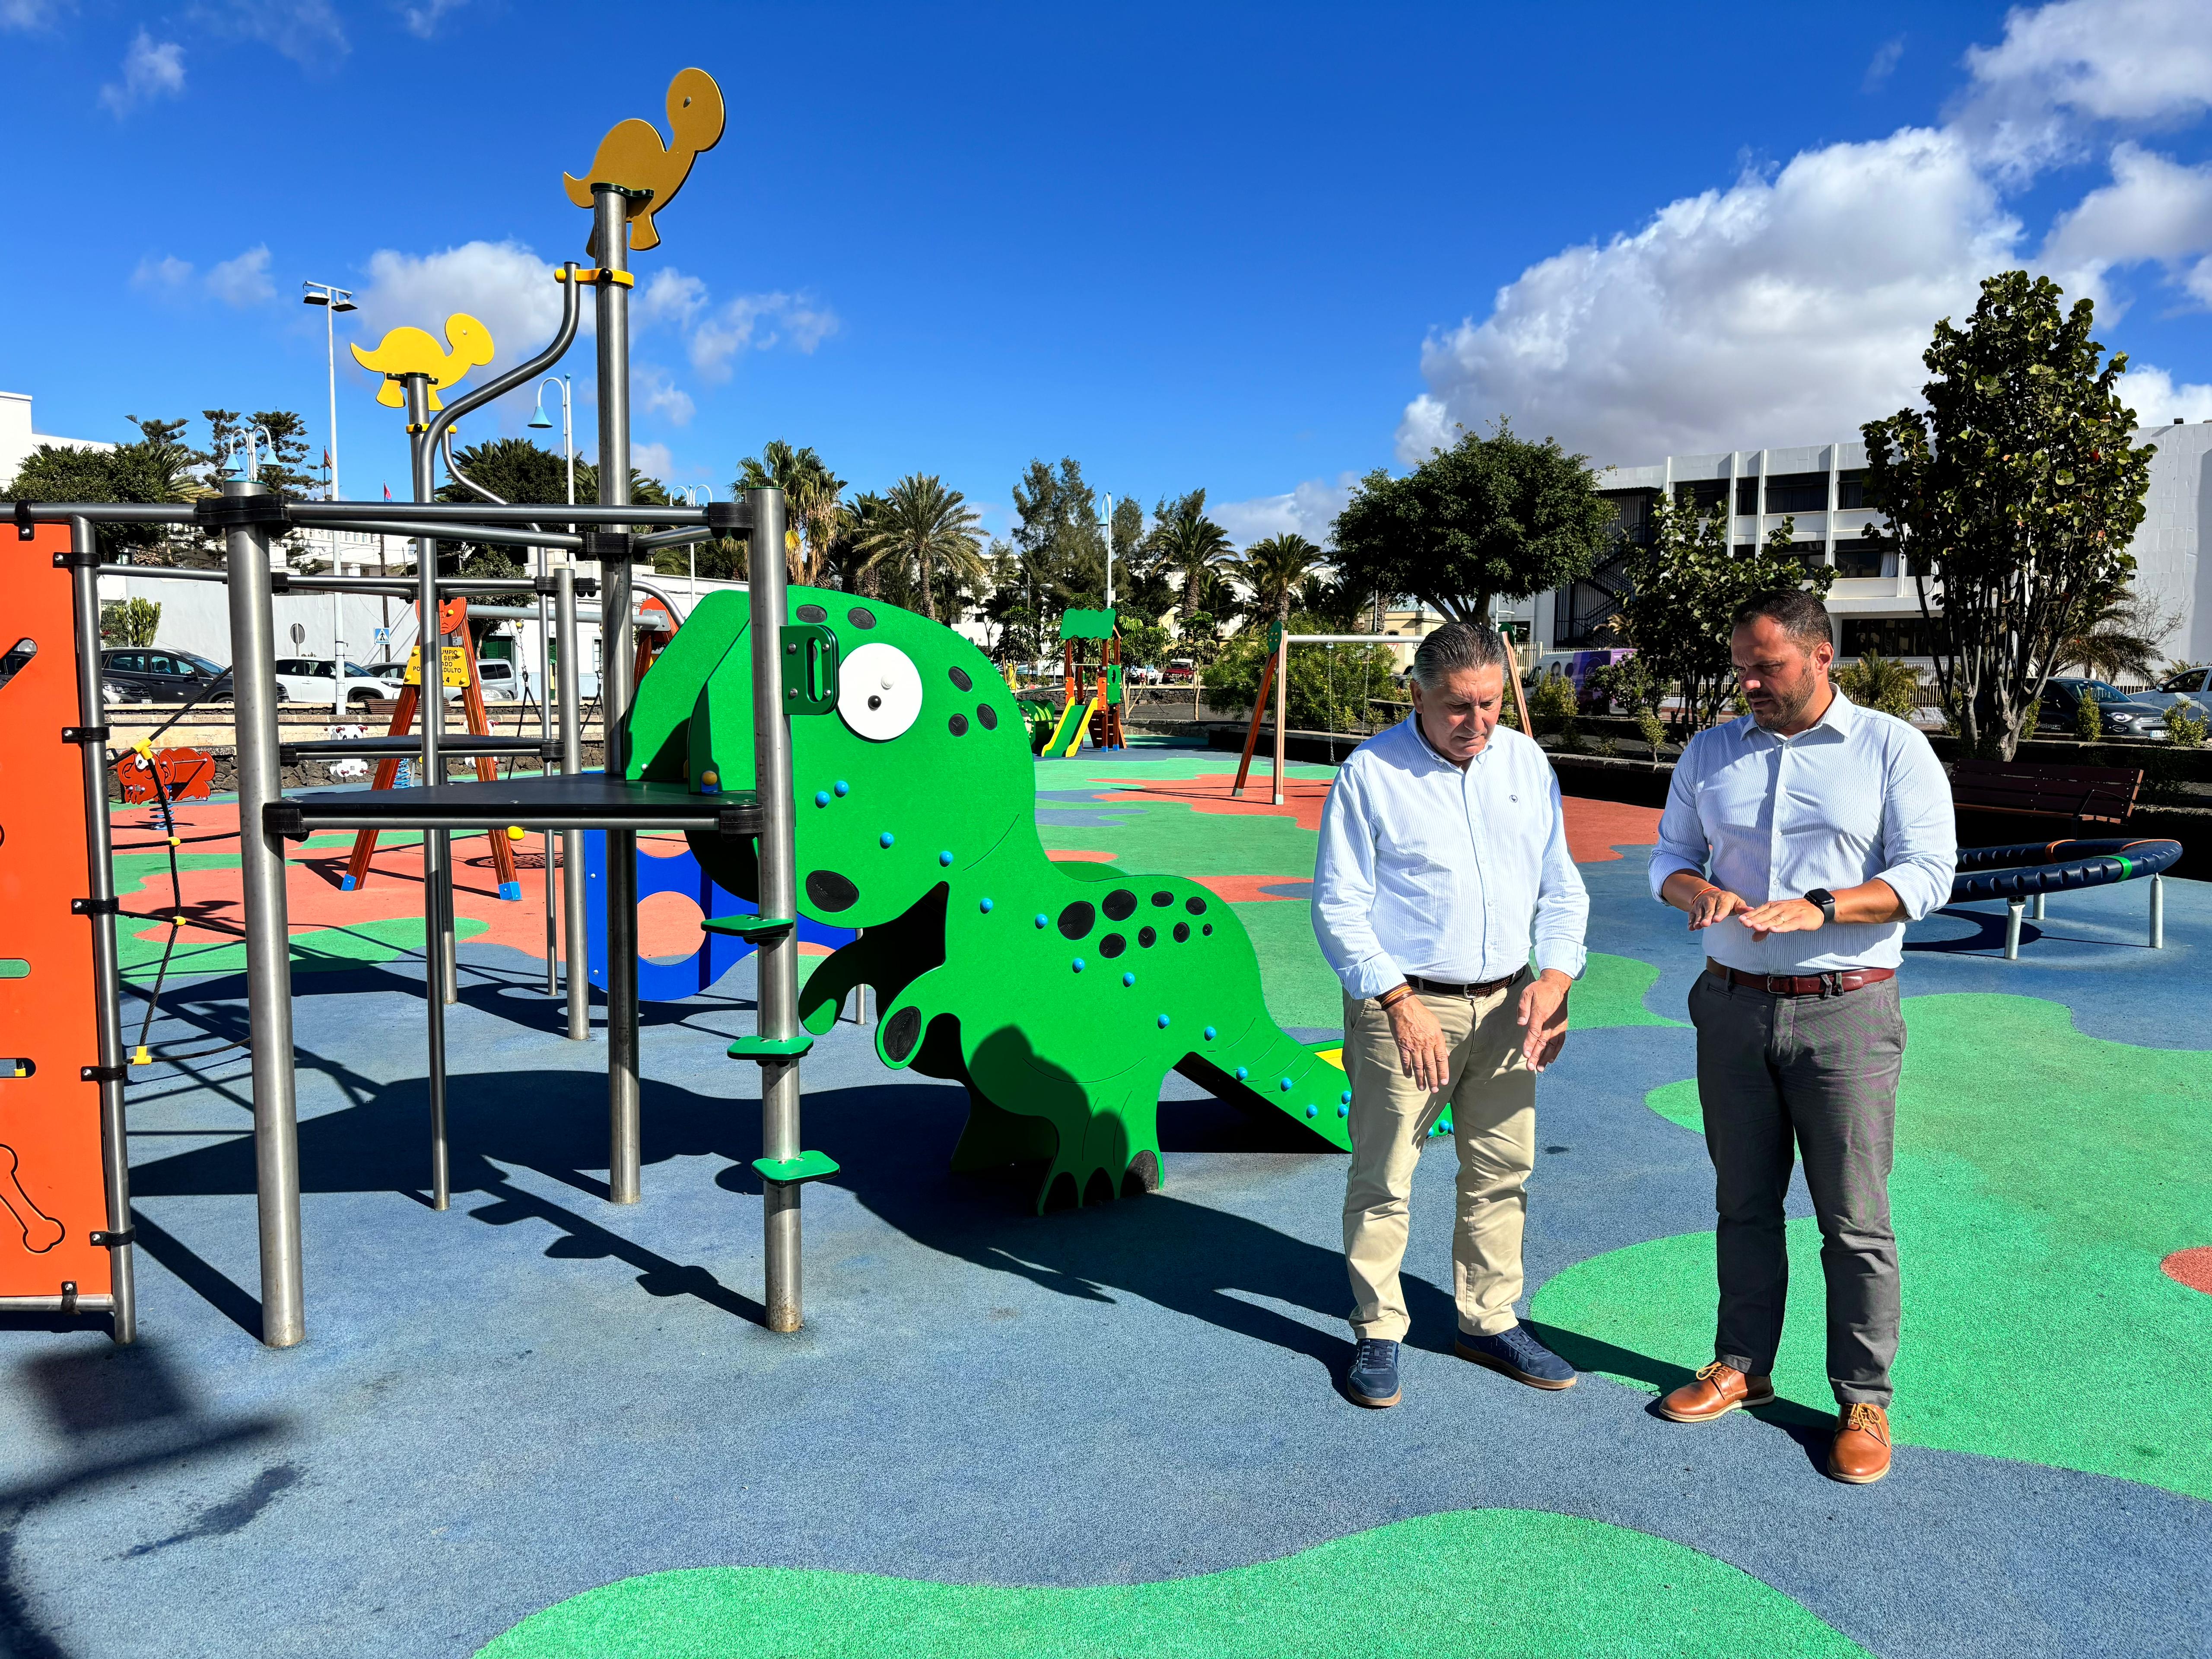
<box><xmin>1412</xmin><ymin>620</ymin><xmax>1510</xmax><ymax>691</ymax></box>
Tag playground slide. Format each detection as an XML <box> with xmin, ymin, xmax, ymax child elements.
<box><xmin>1046</xmin><ymin>698</ymin><xmax>1092</xmax><ymax>757</ymax></box>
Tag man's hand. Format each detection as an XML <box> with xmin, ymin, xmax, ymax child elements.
<box><xmin>1683</xmin><ymin>884</ymin><xmax>1751</xmax><ymax>931</ymax></box>
<box><xmin>1516</xmin><ymin>968</ymin><xmax>1572</xmax><ymax>1072</ymax></box>
<box><xmin>1736</xmin><ymin>897</ymin><xmax>1826</xmax><ymax>939</ymax></box>
<box><xmin>1382</xmin><ymin>992</ymin><xmax>1451</xmax><ymax>1092</ymax></box>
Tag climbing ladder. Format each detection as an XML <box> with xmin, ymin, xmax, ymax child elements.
<box><xmin>343</xmin><ymin>596</ymin><xmax>522</xmax><ymax>899</ymax></box>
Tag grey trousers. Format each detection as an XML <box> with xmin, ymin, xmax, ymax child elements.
<box><xmin>1686</xmin><ymin>969</ymin><xmax>1904</xmax><ymax>1406</ymax></box>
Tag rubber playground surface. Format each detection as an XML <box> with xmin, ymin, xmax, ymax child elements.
<box><xmin>3</xmin><ymin>738</ymin><xmax>2209</xmax><ymax>1656</ymax></box>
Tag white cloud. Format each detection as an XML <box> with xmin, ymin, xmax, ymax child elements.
<box><xmin>131</xmin><ymin>254</ymin><xmax>196</xmax><ymax>292</ymax></box>
<box><xmin>631</xmin><ymin>441</ymin><xmax>675</xmax><ymax>484</ymax></box>
<box><xmin>192</xmin><ymin>0</ymin><xmax>348</xmax><ymax>69</ymax></box>
<box><xmin>99</xmin><ymin>30</ymin><xmax>185</xmax><ymax>115</ymax></box>
<box><xmin>2</xmin><ymin>0</ymin><xmax>73</xmax><ymax>31</ymax></box>
<box><xmin>2042</xmin><ymin>141</ymin><xmax>2212</xmax><ymax>309</ymax></box>
<box><xmin>1211</xmin><ymin>474</ymin><xmax>1360</xmax><ymax>550</ymax></box>
<box><xmin>690</xmin><ymin>292</ymin><xmax>840</xmax><ymax>380</ymax></box>
<box><xmin>206</xmin><ymin>244</ymin><xmax>274</xmax><ymax>305</ymax></box>
<box><xmin>638</xmin><ymin>268</ymin><xmax>708</xmax><ymax>328</ymax></box>
<box><xmin>639</xmin><ymin>365</ymin><xmax>695</xmax><ymax>426</ymax></box>
<box><xmin>2114</xmin><ymin>363</ymin><xmax>2212</xmax><ymax>426</ymax></box>
<box><xmin>397</xmin><ymin>0</ymin><xmax>466</xmax><ymax>38</ymax></box>
<box><xmin>1400</xmin><ymin>127</ymin><xmax>2021</xmax><ymax>465</ymax></box>
<box><xmin>1954</xmin><ymin>0</ymin><xmax>2212</xmax><ymax>178</ymax></box>
<box><xmin>1864</xmin><ymin>36</ymin><xmax>1904</xmax><ymax>93</ymax></box>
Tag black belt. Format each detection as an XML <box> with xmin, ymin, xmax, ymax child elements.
<box><xmin>1403</xmin><ymin>969</ymin><xmax>1523</xmax><ymax>999</ymax></box>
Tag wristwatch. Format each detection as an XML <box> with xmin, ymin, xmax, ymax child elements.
<box><xmin>1803</xmin><ymin>888</ymin><xmax>1837</xmax><ymax>925</ymax></box>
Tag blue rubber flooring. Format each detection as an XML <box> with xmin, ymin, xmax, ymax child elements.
<box><xmin>3</xmin><ymin>752</ymin><xmax>2209</xmax><ymax>1657</ymax></box>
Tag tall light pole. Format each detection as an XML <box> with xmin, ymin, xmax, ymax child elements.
<box><xmin>1101</xmin><ymin>492</ymin><xmax>1114</xmax><ymax>611</ymax></box>
<box><xmin>672</xmin><ymin>484</ymin><xmax>710</xmax><ymax>609</ymax></box>
<box><xmin>300</xmin><ymin>282</ymin><xmax>357</xmax><ymax>504</ymax></box>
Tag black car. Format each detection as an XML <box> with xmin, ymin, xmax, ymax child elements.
<box><xmin>2035</xmin><ymin>677</ymin><xmax>2168</xmax><ymax>740</ymax></box>
<box><xmin>100</xmin><ymin>646</ymin><xmax>232</xmax><ymax>703</ymax></box>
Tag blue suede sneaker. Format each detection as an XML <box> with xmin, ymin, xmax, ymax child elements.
<box><xmin>1344</xmin><ymin>1338</ymin><xmax>1402</xmax><ymax>1408</ymax></box>
<box><xmin>1455</xmin><ymin>1324</ymin><xmax>1576</xmax><ymax>1390</ymax></box>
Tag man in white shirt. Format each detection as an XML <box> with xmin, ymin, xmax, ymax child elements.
<box><xmin>1313</xmin><ymin>621</ymin><xmax>1589</xmax><ymax>1408</ymax></box>
<box><xmin>1648</xmin><ymin>589</ymin><xmax>1955</xmax><ymax>1485</ymax></box>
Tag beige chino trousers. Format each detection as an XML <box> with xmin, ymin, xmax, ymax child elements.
<box><xmin>1341</xmin><ymin>974</ymin><xmax>1538</xmax><ymax>1342</ymax></box>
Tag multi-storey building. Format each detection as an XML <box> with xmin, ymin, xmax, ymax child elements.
<box><xmin>1521</xmin><ymin>423</ymin><xmax>2212</xmax><ymax>669</ymax></box>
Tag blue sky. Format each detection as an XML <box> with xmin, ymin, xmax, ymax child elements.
<box><xmin>4</xmin><ymin>0</ymin><xmax>2209</xmax><ymax>544</ymax></box>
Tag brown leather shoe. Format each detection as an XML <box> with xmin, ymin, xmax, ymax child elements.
<box><xmin>1828</xmin><ymin>1402</ymin><xmax>1892</xmax><ymax>1484</ymax></box>
<box><xmin>1656</xmin><ymin>1362</ymin><xmax>1776</xmax><ymax>1423</ymax></box>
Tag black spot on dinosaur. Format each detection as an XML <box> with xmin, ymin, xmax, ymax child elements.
<box><xmin>883</xmin><ymin>1005</ymin><xmax>922</xmax><ymax>1062</ymax></box>
<box><xmin>1151</xmin><ymin>890</ymin><xmax>1174</xmax><ymax>907</ymax></box>
<box><xmin>796</xmin><ymin>603</ymin><xmax>827</xmax><ymax>623</ymax></box>
<box><xmin>1173</xmin><ymin>922</ymin><xmax>1190</xmax><ymax>943</ymax></box>
<box><xmin>847</xmin><ymin>606</ymin><xmax>877</xmax><ymax>629</ymax></box>
<box><xmin>805</xmin><ymin>870</ymin><xmax>859</xmax><ymax>912</ymax></box>
<box><xmin>976</xmin><ymin>702</ymin><xmax>997</xmax><ymax>729</ymax></box>
<box><xmin>948</xmin><ymin>714</ymin><xmax>969</xmax><ymax>736</ymax></box>
<box><xmin>1138</xmin><ymin>926</ymin><xmax>1157</xmax><ymax>948</ymax></box>
<box><xmin>1185</xmin><ymin>896</ymin><xmax>1207</xmax><ymax>915</ymax></box>
<box><xmin>947</xmin><ymin>666</ymin><xmax>973</xmax><ymax>692</ymax></box>
<box><xmin>1103</xmin><ymin>889</ymin><xmax>1138</xmax><ymax>921</ymax></box>
<box><xmin>1058</xmin><ymin>902</ymin><xmax>1095</xmax><ymax>940</ymax></box>
<box><xmin>1100</xmin><ymin>933</ymin><xmax>1126</xmax><ymax>957</ymax></box>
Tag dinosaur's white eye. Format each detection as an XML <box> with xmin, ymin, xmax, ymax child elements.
<box><xmin>837</xmin><ymin>642</ymin><xmax>922</xmax><ymax>742</ymax></box>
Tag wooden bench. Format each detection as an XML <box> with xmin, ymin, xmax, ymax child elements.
<box><xmin>1949</xmin><ymin>758</ymin><xmax>2143</xmax><ymax>826</ymax></box>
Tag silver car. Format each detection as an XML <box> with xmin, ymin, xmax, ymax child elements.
<box><xmin>2131</xmin><ymin>666</ymin><xmax>2212</xmax><ymax>723</ymax></box>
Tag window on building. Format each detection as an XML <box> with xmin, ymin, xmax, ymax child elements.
<box><xmin>1837</xmin><ymin>468</ymin><xmax>1877</xmax><ymax>510</ymax></box>
<box><xmin>1833</xmin><ymin>537</ymin><xmax>1885</xmax><ymax>577</ymax></box>
<box><xmin>1841</xmin><ymin>617</ymin><xmax>1936</xmax><ymax>658</ymax></box>
<box><xmin>1735</xmin><ymin>477</ymin><xmax>1758</xmax><ymax>515</ymax></box>
<box><xmin>1672</xmin><ymin>479</ymin><xmax>1727</xmax><ymax>514</ymax></box>
<box><xmin>1764</xmin><ymin>472</ymin><xmax>1830</xmax><ymax>514</ymax></box>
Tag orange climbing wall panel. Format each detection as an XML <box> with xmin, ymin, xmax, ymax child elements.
<box><xmin>0</xmin><ymin>527</ymin><xmax>112</xmax><ymax>1300</ymax></box>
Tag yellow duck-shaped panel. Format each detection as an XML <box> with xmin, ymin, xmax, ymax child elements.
<box><xmin>349</xmin><ymin>315</ymin><xmax>496</xmax><ymax>410</ymax></box>
<box><xmin>563</xmin><ymin>67</ymin><xmax>726</xmax><ymax>256</ymax></box>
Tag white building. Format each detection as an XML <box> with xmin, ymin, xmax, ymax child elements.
<box><xmin>0</xmin><ymin>390</ymin><xmax>113</xmax><ymax>487</ymax></box>
<box><xmin>1520</xmin><ymin>422</ymin><xmax>2212</xmax><ymax>668</ymax></box>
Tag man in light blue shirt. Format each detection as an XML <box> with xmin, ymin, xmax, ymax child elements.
<box><xmin>1647</xmin><ymin>588</ymin><xmax>1955</xmax><ymax>1486</ymax></box>
<box><xmin>1314</xmin><ymin>621</ymin><xmax>1588</xmax><ymax>1409</ymax></box>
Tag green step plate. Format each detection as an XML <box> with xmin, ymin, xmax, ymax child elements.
<box><xmin>700</xmin><ymin>914</ymin><xmax>795</xmax><ymax>941</ymax></box>
<box><xmin>751</xmin><ymin>1149</ymin><xmax>840</xmax><ymax>1185</ymax></box>
<box><xmin>727</xmin><ymin>1033</ymin><xmax>814</xmax><ymax>1060</ymax></box>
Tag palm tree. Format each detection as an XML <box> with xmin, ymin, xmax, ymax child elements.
<box><xmin>734</xmin><ymin>439</ymin><xmax>847</xmax><ymax>583</ymax></box>
<box><xmin>856</xmin><ymin>474</ymin><xmax>986</xmax><ymax>623</ymax></box>
<box><xmin>2060</xmin><ymin>585</ymin><xmax>2179</xmax><ymax>686</ymax></box>
<box><xmin>1153</xmin><ymin>501</ymin><xmax>1235</xmax><ymax>620</ymax></box>
<box><xmin>1237</xmin><ymin>533</ymin><xmax>1329</xmax><ymax>632</ymax></box>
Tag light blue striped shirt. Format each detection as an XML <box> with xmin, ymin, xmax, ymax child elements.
<box><xmin>1314</xmin><ymin>715</ymin><xmax>1589</xmax><ymax>999</ymax></box>
<box><xmin>1648</xmin><ymin>689</ymin><xmax>1957</xmax><ymax>973</ymax></box>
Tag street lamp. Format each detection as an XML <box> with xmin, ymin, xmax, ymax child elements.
<box><xmin>528</xmin><ymin>375</ymin><xmax>575</xmax><ymax>509</ymax></box>
<box><xmin>301</xmin><ymin>281</ymin><xmax>357</xmax><ymax>503</ymax></box>
<box><xmin>1100</xmin><ymin>493</ymin><xmax>1114</xmax><ymax>610</ymax></box>
<box><xmin>671</xmin><ymin>484</ymin><xmax>710</xmax><ymax>606</ymax></box>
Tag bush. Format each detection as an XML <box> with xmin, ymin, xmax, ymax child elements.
<box><xmin>100</xmin><ymin>597</ymin><xmax>162</xmax><ymax>647</ymax></box>
<box><xmin>1201</xmin><ymin>621</ymin><xmax>1395</xmax><ymax>732</ymax></box>
<box><xmin>2167</xmin><ymin>702</ymin><xmax>2208</xmax><ymax>748</ymax></box>
<box><xmin>2076</xmin><ymin>692</ymin><xmax>2103</xmax><ymax>742</ymax></box>
<box><xmin>1529</xmin><ymin>672</ymin><xmax>1578</xmax><ymax>738</ymax></box>
<box><xmin>1834</xmin><ymin>650</ymin><xmax>1920</xmax><ymax>718</ymax></box>
<box><xmin>1634</xmin><ymin>706</ymin><xmax>1667</xmax><ymax>766</ymax></box>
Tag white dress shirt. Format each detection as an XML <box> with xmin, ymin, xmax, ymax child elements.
<box><xmin>1648</xmin><ymin>689</ymin><xmax>1957</xmax><ymax>974</ymax></box>
<box><xmin>1313</xmin><ymin>715</ymin><xmax>1589</xmax><ymax>999</ymax></box>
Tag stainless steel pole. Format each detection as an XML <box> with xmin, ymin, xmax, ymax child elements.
<box><xmin>222</xmin><ymin>481</ymin><xmax>305</xmax><ymax>1346</ymax></box>
<box><xmin>750</xmin><ymin>487</ymin><xmax>805</xmax><ymax>1332</ymax></box>
<box><xmin>406</xmin><ymin>375</ymin><xmax>451</xmax><ymax>1209</ymax></box>
<box><xmin>68</xmin><ymin>518</ymin><xmax>137</xmax><ymax>1345</ymax></box>
<box><xmin>1271</xmin><ymin>628</ymin><xmax>1288</xmax><ymax>807</ymax></box>
<box><xmin>594</xmin><ymin>186</ymin><xmax>643</xmax><ymax>1205</ymax></box>
<box><xmin>539</xmin><ymin>546</ymin><xmax>557</xmax><ymax>998</ymax></box>
<box><xmin>556</xmin><ymin>566</ymin><xmax>589</xmax><ymax>1041</ymax></box>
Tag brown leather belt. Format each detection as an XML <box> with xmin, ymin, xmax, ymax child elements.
<box><xmin>1405</xmin><ymin>969</ymin><xmax>1523</xmax><ymax>999</ymax></box>
<box><xmin>1707</xmin><ymin>958</ymin><xmax>1895</xmax><ymax>998</ymax></box>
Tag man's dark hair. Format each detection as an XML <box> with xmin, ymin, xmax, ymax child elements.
<box><xmin>1732</xmin><ymin>588</ymin><xmax>1832</xmax><ymax>651</ymax></box>
<box><xmin>1411</xmin><ymin>620</ymin><xmax>1509</xmax><ymax>690</ymax></box>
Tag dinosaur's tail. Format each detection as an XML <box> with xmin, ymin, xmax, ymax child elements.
<box><xmin>1176</xmin><ymin>1026</ymin><xmax>1353</xmax><ymax>1152</ymax></box>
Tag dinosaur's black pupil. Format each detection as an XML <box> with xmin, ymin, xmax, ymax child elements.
<box><xmin>868</xmin><ymin>695</ymin><xmax>882</xmax><ymax>710</ymax></box>
<box><xmin>948</xmin><ymin>667</ymin><xmax>973</xmax><ymax>691</ymax></box>
<box><xmin>1057</xmin><ymin>902</ymin><xmax>1094</xmax><ymax>940</ymax></box>
<box><xmin>1103</xmin><ymin>890</ymin><xmax>1137</xmax><ymax>921</ymax></box>
<box><xmin>1100</xmin><ymin>934</ymin><xmax>1126</xmax><ymax>957</ymax></box>
<box><xmin>1138</xmin><ymin>926</ymin><xmax>1157</xmax><ymax>948</ymax></box>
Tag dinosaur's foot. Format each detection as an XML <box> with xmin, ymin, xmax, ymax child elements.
<box><xmin>1035</xmin><ymin>1147</ymin><xmax>1160</xmax><ymax>1214</ymax></box>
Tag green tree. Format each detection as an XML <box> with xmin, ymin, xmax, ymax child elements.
<box><xmin>855</xmin><ymin>474</ymin><xmax>986</xmax><ymax>624</ymax></box>
<box><xmin>4</xmin><ymin>416</ymin><xmax>204</xmax><ymax>562</ymax></box>
<box><xmin>1201</xmin><ymin>616</ymin><xmax>1395</xmax><ymax>732</ymax></box>
<box><xmin>194</xmin><ymin>409</ymin><xmax>318</xmax><ymax>501</ymax></box>
<box><xmin>2058</xmin><ymin>584</ymin><xmax>2176</xmax><ymax>685</ymax></box>
<box><xmin>1834</xmin><ymin>652</ymin><xmax>1922</xmax><ymax>718</ymax></box>
<box><xmin>99</xmin><ymin>597</ymin><xmax>162</xmax><ymax>646</ymax></box>
<box><xmin>734</xmin><ymin>440</ymin><xmax>845</xmax><ymax>584</ymax></box>
<box><xmin>1011</xmin><ymin>458</ymin><xmax>1106</xmax><ymax>610</ymax></box>
<box><xmin>1332</xmin><ymin>420</ymin><xmax>1614</xmax><ymax>626</ymax></box>
<box><xmin>1862</xmin><ymin>271</ymin><xmax>2155</xmax><ymax>758</ymax></box>
<box><xmin>1237</xmin><ymin>533</ymin><xmax>1330</xmax><ymax>633</ymax></box>
<box><xmin>1607</xmin><ymin>497</ymin><xmax>1836</xmax><ymax>733</ymax></box>
<box><xmin>1117</xmin><ymin>617</ymin><xmax>1172</xmax><ymax>674</ymax></box>
<box><xmin>1151</xmin><ymin>493</ymin><xmax>1236</xmax><ymax>618</ymax></box>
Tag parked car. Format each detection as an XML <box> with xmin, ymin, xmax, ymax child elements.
<box><xmin>2130</xmin><ymin>666</ymin><xmax>2212</xmax><ymax>722</ymax></box>
<box><xmin>99</xmin><ymin>646</ymin><xmax>231</xmax><ymax>703</ymax></box>
<box><xmin>1163</xmin><ymin>658</ymin><xmax>1197</xmax><ymax>683</ymax></box>
<box><xmin>273</xmin><ymin>658</ymin><xmax>407</xmax><ymax>708</ymax></box>
<box><xmin>474</xmin><ymin>658</ymin><xmax>522</xmax><ymax>703</ymax></box>
<box><xmin>2034</xmin><ymin>677</ymin><xmax>2171</xmax><ymax>740</ymax></box>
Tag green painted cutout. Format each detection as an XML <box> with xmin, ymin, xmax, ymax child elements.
<box><xmin>752</xmin><ymin>1149</ymin><xmax>839</xmax><ymax>1185</ymax></box>
<box><xmin>0</xmin><ymin>959</ymin><xmax>27</xmax><ymax>979</ymax></box>
<box><xmin>625</xmin><ymin>588</ymin><xmax>1350</xmax><ymax>1211</ymax></box>
<box><xmin>478</xmin><ymin>1508</ymin><xmax>1872</xmax><ymax>1658</ymax></box>
<box><xmin>1532</xmin><ymin>992</ymin><xmax>2212</xmax><ymax>1500</ymax></box>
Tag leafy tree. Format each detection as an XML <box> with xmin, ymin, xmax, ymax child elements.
<box><xmin>1201</xmin><ymin>614</ymin><xmax>1395</xmax><ymax>732</ymax></box>
<box><xmin>1011</xmin><ymin>458</ymin><xmax>1106</xmax><ymax>610</ymax></box>
<box><xmin>855</xmin><ymin>474</ymin><xmax>986</xmax><ymax>624</ymax></box>
<box><xmin>1834</xmin><ymin>651</ymin><xmax>1922</xmax><ymax>718</ymax></box>
<box><xmin>194</xmin><ymin>409</ymin><xmax>318</xmax><ymax>501</ymax></box>
<box><xmin>1117</xmin><ymin>617</ymin><xmax>1172</xmax><ymax>674</ymax></box>
<box><xmin>1151</xmin><ymin>493</ymin><xmax>1236</xmax><ymax>618</ymax></box>
<box><xmin>4</xmin><ymin>416</ymin><xmax>204</xmax><ymax>562</ymax></box>
<box><xmin>1297</xmin><ymin>570</ymin><xmax>1376</xmax><ymax>632</ymax></box>
<box><xmin>1862</xmin><ymin>270</ymin><xmax>2155</xmax><ymax>758</ymax></box>
<box><xmin>734</xmin><ymin>440</ymin><xmax>845</xmax><ymax>584</ymax></box>
<box><xmin>1332</xmin><ymin>420</ymin><xmax>1614</xmax><ymax>626</ymax></box>
<box><xmin>100</xmin><ymin>597</ymin><xmax>162</xmax><ymax>646</ymax></box>
<box><xmin>1237</xmin><ymin>533</ymin><xmax>1329</xmax><ymax>633</ymax></box>
<box><xmin>1606</xmin><ymin>497</ymin><xmax>1835</xmax><ymax>733</ymax></box>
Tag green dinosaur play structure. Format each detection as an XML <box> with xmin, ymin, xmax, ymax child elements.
<box><xmin>625</xmin><ymin>588</ymin><xmax>1349</xmax><ymax>1209</ymax></box>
